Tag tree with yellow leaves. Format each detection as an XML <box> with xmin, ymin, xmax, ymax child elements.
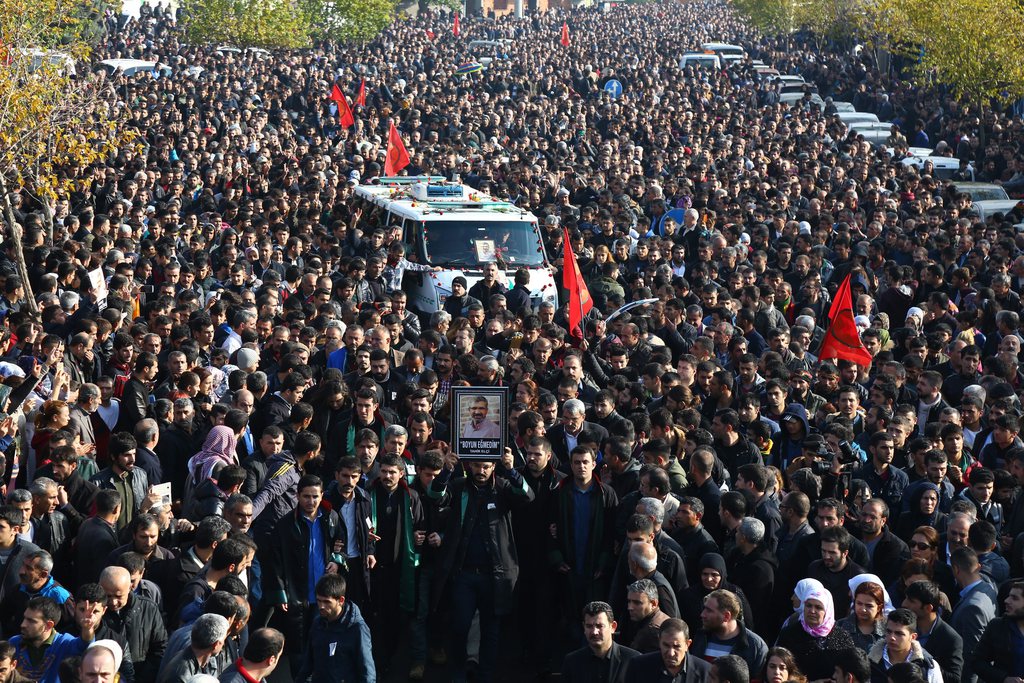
<box><xmin>862</xmin><ymin>0</ymin><xmax>1024</xmax><ymax>120</ymax></box>
<box><xmin>0</xmin><ymin>0</ymin><xmax>135</xmax><ymax>312</ymax></box>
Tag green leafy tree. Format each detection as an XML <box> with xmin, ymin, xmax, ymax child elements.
<box><xmin>179</xmin><ymin>0</ymin><xmax>311</xmax><ymax>49</ymax></box>
<box><xmin>863</xmin><ymin>0</ymin><xmax>1024</xmax><ymax>128</ymax></box>
<box><xmin>300</xmin><ymin>0</ymin><xmax>396</xmax><ymax>43</ymax></box>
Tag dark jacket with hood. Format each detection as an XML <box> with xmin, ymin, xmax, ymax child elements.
<box><xmin>295</xmin><ymin>601</ymin><xmax>375</xmax><ymax>683</ymax></box>
<box><xmin>770</xmin><ymin>403</ymin><xmax>810</xmax><ymax>472</ymax></box>
<box><xmin>894</xmin><ymin>482</ymin><xmax>947</xmax><ymax>541</ymax></box>
<box><xmin>679</xmin><ymin>553</ymin><xmax>753</xmax><ymax>635</ymax></box>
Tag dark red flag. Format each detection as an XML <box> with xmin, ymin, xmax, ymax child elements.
<box><xmin>818</xmin><ymin>273</ymin><xmax>873</xmax><ymax>366</ymax></box>
<box><xmin>330</xmin><ymin>84</ymin><xmax>354</xmax><ymax>128</ymax></box>
<box><xmin>384</xmin><ymin>121</ymin><xmax>411</xmax><ymax>176</ymax></box>
<box><xmin>562</xmin><ymin>227</ymin><xmax>593</xmax><ymax>338</ymax></box>
<box><xmin>357</xmin><ymin>79</ymin><xmax>366</xmax><ymax>107</ymax></box>
<box><xmin>560</xmin><ymin>21</ymin><xmax>570</xmax><ymax>47</ymax></box>
<box><xmin>453</xmin><ymin>12</ymin><xmax>460</xmax><ymax>37</ymax></box>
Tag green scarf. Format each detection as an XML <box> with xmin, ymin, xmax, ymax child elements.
<box><xmin>370</xmin><ymin>483</ymin><xmax>419</xmax><ymax>612</ymax></box>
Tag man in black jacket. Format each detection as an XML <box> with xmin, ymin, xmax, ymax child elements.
<box><xmin>623</xmin><ymin>618</ymin><xmax>711</xmax><ymax>683</ymax></box>
<box><xmin>50</xmin><ymin>445</ymin><xmax>98</xmax><ymax>526</ymax></box>
<box><xmin>429</xmin><ymin>448</ymin><xmax>535</xmax><ymax>683</ymax></box>
<box><xmin>74</xmin><ymin>490</ymin><xmax>121</xmax><ymax>588</ymax></box>
<box><xmin>670</xmin><ymin>497</ymin><xmax>719</xmax><ymax>586</ymax></box>
<box><xmin>116</xmin><ymin>352</ymin><xmax>158</xmax><ymax>433</ymax></box>
<box><xmin>561</xmin><ymin>601</ymin><xmax>639</xmax><ymax>683</ymax></box>
<box><xmin>857</xmin><ymin>498</ymin><xmax>910</xmax><ymax>586</ymax></box>
<box><xmin>902</xmin><ymin>579</ymin><xmax>964</xmax><ymax>683</ymax></box>
<box><xmin>323</xmin><ymin>456</ymin><xmax>376</xmax><ymax>611</ymax></box>
<box><xmin>514</xmin><ymin>437</ymin><xmax>565</xmax><ymax>675</ymax></box>
<box><xmin>99</xmin><ymin>565</ymin><xmax>168</xmax><ymax>683</ymax></box>
<box><xmin>265</xmin><ymin>474</ymin><xmax>344</xmax><ymax>675</ymax></box>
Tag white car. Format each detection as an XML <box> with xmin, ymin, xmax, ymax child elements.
<box><xmin>837</xmin><ymin>112</ymin><xmax>880</xmax><ymax>125</ymax></box>
<box><xmin>971</xmin><ymin>200</ymin><xmax>1022</xmax><ymax>221</ymax></box>
<box><xmin>98</xmin><ymin>59</ymin><xmax>172</xmax><ymax>77</ymax></box>
<box><xmin>900</xmin><ymin>156</ymin><xmax>973</xmax><ymax>180</ymax></box>
<box><xmin>952</xmin><ymin>182</ymin><xmax>1010</xmax><ymax>202</ymax></box>
<box><xmin>15</xmin><ymin>48</ymin><xmax>76</xmax><ymax>76</ymax></box>
<box><xmin>779</xmin><ymin>92</ymin><xmax>825</xmax><ymax>109</ymax></box>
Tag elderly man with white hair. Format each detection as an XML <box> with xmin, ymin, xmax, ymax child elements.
<box><xmin>546</xmin><ymin>398</ymin><xmax>609</xmax><ymax>466</ymax></box>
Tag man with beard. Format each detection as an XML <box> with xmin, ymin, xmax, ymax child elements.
<box><xmin>250</xmin><ymin>431</ymin><xmax>323</xmax><ymax>550</ymax></box>
<box><xmin>619</xmin><ymin>579</ymin><xmax>669</xmax><ymax>653</ymax></box>
<box><xmin>9</xmin><ymin>596</ymin><xmax>95</xmax><ymax>683</ymax></box>
<box><xmin>429</xmin><ymin>448</ymin><xmax>534</xmax><ymax>683</ymax></box>
<box><xmin>324</xmin><ymin>456</ymin><xmax>375</xmax><ymax>609</ymax></box>
<box><xmin>48</xmin><ymin>444</ymin><xmax>97</xmax><ymax>526</ymax></box>
<box><xmin>327</xmin><ymin>388</ymin><xmax>392</xmax><ymax>468</ymax></box>
<box><xmin>366</xmin><ymin>454</ymin><xmax>424</xmax><ymax>672</ymax></box>
<box><xmin>561</xmin><ymin>601</ymin><xmax>639</xmax><ymax>683</ymax></box>
<box><xmin>513</xmin><ymin>437</ymin><xmax>565</xmax><ymax>675</ymax></box>
<box><xmin>973</xmin><ymin>579</ymin><xmax>1024</xmax><ymax>683</ymax></box>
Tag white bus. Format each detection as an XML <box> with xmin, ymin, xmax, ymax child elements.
<box><xmin>353</xmin><ymin>177</ymin><xmax>558</xmax><ymax>314</ymax></box>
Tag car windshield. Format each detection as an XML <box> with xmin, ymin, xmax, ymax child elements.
<box><xmin>969</xmin><ymin>188</ymin><xmax>1009</xmax><ymax>201</ymax></box>
<box><xmin>423</xmin><ymin>220</ymin><xmax>545</xmax><ymax>267</ymax></box>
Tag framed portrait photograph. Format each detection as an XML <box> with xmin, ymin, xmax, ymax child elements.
<box><xmin>452</xmin><ymin>386</ymin><xmax>508</xmax><ymax>460</ymax></box>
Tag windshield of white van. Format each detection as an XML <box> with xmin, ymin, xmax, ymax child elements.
<box><xmin>423</xmin><ymin>220</ymin><xmax>545</xmax><ymax>266</ymax></box>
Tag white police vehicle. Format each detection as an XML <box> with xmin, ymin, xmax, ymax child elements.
<box><xmin>354</xmin><ymin>176</ymin><xmax>558</xmax><ymax>314</ymax></box>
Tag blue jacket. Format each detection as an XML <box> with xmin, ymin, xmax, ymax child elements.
<box><xmin>296</xmin><ymin>601</ymin><xmax>375</xmax><ymax>683</ymax></box>
<box><xmin>10</xmin><ymin>631</ymin><xmax>88</xmax><ymax>683</ymax></box>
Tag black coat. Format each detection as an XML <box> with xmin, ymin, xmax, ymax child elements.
<box><xmin>116</xmin><ymin>377</ymin><xmax>150</xmax><ymax>432</ymax></box>
<box><xmin>623</xmin><ymin>652</ymin><xmax>711</xmax><ymax>683</ymax></box>
<box><xmin>74</xmin><ymin>516</ymin><xmax>118</xmax><ymax>587</ymax></box>
<box><xmin>670</xmin><ymin>524</ymin><xmax>719</xmax><ymax>586</ymax></box>
<box><xmin>0</xmin><ymin>539</ymin><xmax>39</xmax><ymax>611</ymax></box>
<box><xmin>102</xmin><ymin>593</ymin><xmax>168</xmax><ymax>683</ymax></box>
<box><xmin>561</xmin><ymin>642</ymin><xmax>640</xmax><ymax>683</ymax></box>
<box><xmin>726</xmin><ymin>546</ymin><xmax>778</xmax><ymax>634</ymax></box>
<box><xmin>861</xmin><ymin>528</ymin><xmax>910</xmax><ymax>586</ymax></box>
<box><xmin>429</xmin><ymin>465</ymin><xmax>535</xmax><ymax>615</ymax></box>
<box><xmin>324</xmin><ymin>482</ymin><xmax>377</xmax><ymax>595</ymax></box>
<box><xmin>920</xmin><ymin>616</ymin><xmax>963</xmax><ymax>683</ymax></box>
<box><xmin>266</xmin><ymin>506</ymin><xmax>344</xmax><ymax>607</ymax></box>
<box><xmin>58</xmin><ymin>470</ymin><xmax>98</xmax><ymax>526</ymax></box>
<box><xmin>973</xmin><ymin>616</ymin><xmax>1021</xmax><ymax>683</ymax></box>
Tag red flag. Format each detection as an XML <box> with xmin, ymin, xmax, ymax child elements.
<box><xmin>384</xmin><ymin>121</ymin><xmax>411</xmax><ymax>176</ymax></box>
<box><xmin>818</xmin><ymin>273</ymin><xmax>873</xmax><ymax>366</ymax></box>
<box><xmin>562</xmin><ymin>227</ymin><xmax>593</xmax><ymax>338</ymax></box>
<box><xmin>357</xmin><ymin>78</ymin><xmax>366</xmax><ymax>107</ymax></box>
<box><xmin>330</xmin><ymin>84</ymin><xmax>354</xmax><ymax>128</ymax></box>
<box><xmin>453</xmin><ymin>12</ymin><xmax>460</xmax><ymax>37</ymax></box>
<box><xmin>426</xmin><ymin>29</ymin><xmax>435</xmax><ymax>40</ymax></box>
<box><xmin>560</xmin><ymin>21</ymin><xmax>570</xmax><ymax>47</ymax></box>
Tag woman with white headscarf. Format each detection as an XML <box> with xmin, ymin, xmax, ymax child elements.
<box><xmin>835</xmin><ymin>574</ymin><xmax>893</xmax><ymax>652</ymax></box>
<box><xmin>775</xmin><ymin>580</ymin><xmax>856</xmax><ymax>682</ymax></box>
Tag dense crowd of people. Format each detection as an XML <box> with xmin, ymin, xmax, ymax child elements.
<box><xmin>2</xmin><ymin>0</ymin><xmax>1024</xmax><ymax>681</ymax></box>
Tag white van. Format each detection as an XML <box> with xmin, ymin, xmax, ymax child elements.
<box><xmin>680</xmin><ymin>52</ymin><xmax>721</xmax><ymax>70</ymax></box>
<box><xmin>701</xmin><ymin>42</ymin><xmax>745</xmax><ymax>57</ymax></box>
<box><xmin>15</xmin><ymin>48</ymin><xmax>76</xmax><ymax>76</ymax></box>
<box><xmin>353</xmin><ymin>177</ymin><xmax>558</xmax><ymax>314</ymax></box>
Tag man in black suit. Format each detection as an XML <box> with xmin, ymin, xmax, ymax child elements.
<box><xmin>902</xmin><ymin>579</ymin><xmax>964</xmax><ymax>683</ymax></box>
<box><xmin>547</xmin><ymin>399</ymin><xmax>609</xmax><ymax>470</ymax></box>
<box><xmin>624</xmin><ymin>618</ymin><xmax>711</xmax><ymax>683</ymax></box>
<box><xmin>561</xmin><ymin>601</ymin><xmax>639</xmax><ymax>683</ymax></box>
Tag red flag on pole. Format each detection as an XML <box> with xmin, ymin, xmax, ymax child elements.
<box><xmin>453</xmin><ymin>12</ymin><xmax>460</xmax><ymax>37</ymax></box>
<box><xmin>357</xmin><ymin>79</ymin><xmax>366</xmax><ymax>107</ymax></box>
<box><xmin>560</xmin><ymin>21</ymin><xmax>570</xmax><ymax>47</ymax></box>
<box><xmin>384</xmin><ymin>122</ymin><xmax>411</xmax><ymax>176</ymax></box>
<box><xmin>562</xmin><ymin>227</ymin><xmax>593</xmax><ymax>338</ymax></box>
<box><xmin>818</xmin><ymin>273</ymin><xmax>873</xmax><ymax>366</ymax></box>
<box><xmin>330</xmin><ymin>84</ymin><xmax>355</xmax><ymax>128</ymax></box>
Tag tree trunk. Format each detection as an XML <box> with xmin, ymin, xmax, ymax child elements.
<box><xmin>0</xmin><ymin>176</ymin><xmax>38</xmax><ymax>315</ymax></box>
<box><xmin>41</xmin><ymin>201</ymin><xmax>54</xmax><ymax>244</ymax></box>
